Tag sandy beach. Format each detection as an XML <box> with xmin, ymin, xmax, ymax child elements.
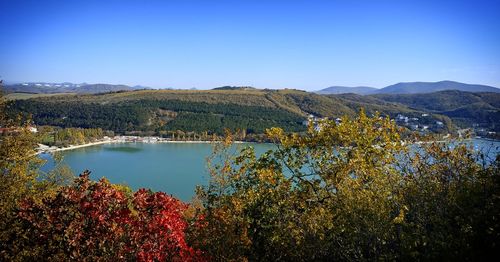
<box><xmin>36</xmin><ymin>136</ymin><xmax>247</xmax><ymax>154</ymax></box>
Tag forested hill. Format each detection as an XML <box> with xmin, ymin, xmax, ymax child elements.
<box><xmin>7</xmin><ymin>88</ymin><xmax>453</xmax><ymax>135</ymax></box>
<box><xmin>373</xmin><ymin>90</ymin><xmax>500</xmax><ymax>131</ymax></box>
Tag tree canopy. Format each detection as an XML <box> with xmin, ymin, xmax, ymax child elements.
<box><xmin>192</xmin><ymin>110</ymin><xmax>499</xmax><ymax>260</ymax></box>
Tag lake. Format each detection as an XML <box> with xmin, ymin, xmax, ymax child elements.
<box><xmin>41</xmin><ymin>142</ymin><xmax>275</xmax><ymax>201</ymax></box>
<box><xmin>41</xmin><ymin>139</ymin><xmax>499</xmax><ymax>201</ymax></box>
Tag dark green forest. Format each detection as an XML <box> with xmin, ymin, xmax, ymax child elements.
<box><xmin>8</xmin><ymin>99</ymin><xmax>306</xmax><ymax>134</ymax></box>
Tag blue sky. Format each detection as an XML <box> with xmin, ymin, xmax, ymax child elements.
<box><xmin>1</xmin><ymin>0</ymin><xmax>499</xmax><ymax>90</ymax></box>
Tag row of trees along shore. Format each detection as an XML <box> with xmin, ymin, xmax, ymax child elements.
<box><xmin>1</xmin><ymin>85</ymin><xmax>499</xmax><ymax>261</ymax></box>
<box><xmin>34</xmin><ymin>126</ymin><xmax>268</xmax><ymax>146</ymax></box>
<box><xmin>36</xmin><ymin>126</ymin><xmax>109</xmax><ymax>147</ymax></box>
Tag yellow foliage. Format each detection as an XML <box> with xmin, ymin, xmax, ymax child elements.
<box><xmin>193</xmin><ymin>109</ymin><xmax>499</xmax><ymax>260</ymax></box>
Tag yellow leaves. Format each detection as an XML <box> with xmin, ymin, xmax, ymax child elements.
<box><xmin>223</xmin><ymin>128</ymin><xmax>233</xmax><ymax>146</ymax></box>
<box><xmin>198</xmin><ymin>108</ymin><xmax>500</xmax><ymax>260</ymax></box>
<box><xmin>256</xmin><ymin>169</ymin><xmax>277</xmax><ymax>186</ymax></box>
<box><xmin>111</xmin><ymin>184</ymin><xmax>133</xmax><ymax>197</ymax></box>
<box><xmin>265</xmin><ymin>127</ymin><xmax>284</xmax><ymax>143</ymax></box>
<box><xmin>393</xmin><ymin>205</ymin><xmax>408</xmax><ymax>224</ymax></box>
<box><xmin>231</xmin><ymin>198</ymin><xmax>244</xmax><ymax>213</ymax></box>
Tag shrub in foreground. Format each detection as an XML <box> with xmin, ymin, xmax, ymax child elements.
<box><xmin>191</xmin><ymin>111</ymin><xmax>500</xmax><ymax>261</ymax></box>
<box><xmin>13</xmin><ymin>171</ymin><xmax>204</xmax><ymax>261</ymax></box>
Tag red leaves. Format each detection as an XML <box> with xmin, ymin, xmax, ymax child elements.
<box><xmin>130</xmin><ymin>189</ymin><xmax>203</xmax><ymax>261</ymax></box>
<box><xmin>17</xmin><ymin>171</ymin><xmax>205</xmax><ymax>261</ymax></box>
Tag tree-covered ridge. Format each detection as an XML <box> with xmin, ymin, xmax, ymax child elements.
<box><xmin>212</xmin><ymin>86</ymin><xmax>257</xmax><ymax>91</ymax></box>
<box><xmin>373</xmin><ymin>90</ymin><xmax>500</xmax><ymax>130</ymax></box>
<box><xmin>6</xmin><ymin>88</ymin><xmax>455</xmax><ymax>135</ymax></box>
<box><xmin>373</xmin><ymin>90</ymin><xmax>499</xmax><ymax>111</ymax></box>
<box><xmin>24</xmin><ymin>89</ymin><xmax>277</xmax><ymax>107</ymax></box>
<box><xmin>9</xmin><ymin>98</ymin><xmax>307</xmax><ymax>134</ymax></box>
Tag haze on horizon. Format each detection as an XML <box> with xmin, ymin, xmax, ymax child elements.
<box><xmin>1</xmin><ymin>0</ymin><xmax>499</xmax><ymax>90</ymax></box>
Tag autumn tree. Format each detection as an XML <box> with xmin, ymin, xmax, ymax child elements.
<box><xmin>13</xmin><ymin>171</ymin><xmax>205</xmax><ymax>261</ymax></box>
<box><xmin>1</xmin><ymin>84</ymin><xmax>203</xmax><ymax>260</ymax></box>
<box><xmin>397</xmin><ymin>142</ymin><xmax>500</xmax><ymax>260</ymax></box>
<box><xmin>0</xmin><ymin>84</ymin><xmax>47</xmax><ymax>259</ymax></box>
<box><xmin>192</xmin><ymin>110</ymin><xmax>499</xmax><ymax>260</ymax></box>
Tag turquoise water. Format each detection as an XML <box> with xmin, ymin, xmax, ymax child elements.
<box><xmin>40</xmin><ymin>139</ymin><xmax>499</xmax><ymax>201</ymax></box>
<box><xmin>41</xmin><ymin>142</ymin><xmax>274</xmax><ymax>201</ymax></box>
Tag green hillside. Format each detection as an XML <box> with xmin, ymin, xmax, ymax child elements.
<box><xmin>6</xmin><ymin>88</ymin><xmax>454</xmax><ymax>135</ymax></box>
<box><xmin>373</xmin><ymin>90</ymin><xmax>500</xmax><ymax>130</ymax></box>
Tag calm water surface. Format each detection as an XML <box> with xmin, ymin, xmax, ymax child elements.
<box><xmin>41</xmin><ymin>142</ymin><xmax>274</xmax><ymax>201</ymax></box>
<box><xmin>41</xmin><ymin>139</ymin><xmax>499</xmax><ymax>201</ymax></box>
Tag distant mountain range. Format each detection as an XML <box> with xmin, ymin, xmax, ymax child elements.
<box><xmin>3</xmin><ymin>80</ymin><xmax>500</xmax><ymax>95</ymax></box>
<box><xmin>2</xmin><ymin>82</ymin><xmax>150</xmax><ymax>94</ymax></box>
<box><xmin>317</xmin><ymin>81</ymin><xmax>500</xmax><ymax>95</ymax></box>
<box><xmin>316</xmin><ymin>86</ymin><xmax>377</xmax><ymax>95</ymax></box>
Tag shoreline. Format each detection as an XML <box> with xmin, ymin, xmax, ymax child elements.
<box><xmin>38</xmin><ymin>135</ymin><xmax>498</xmax><ymax>155</ymax></box>
<box><xmin>37</xmin><ymin>136</ymin><xmax>249</xmax><ymax>154</ymax></box>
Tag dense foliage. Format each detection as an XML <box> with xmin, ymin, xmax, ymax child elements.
<box><xmin>9</xmin><ymin>101</ymin><xmax>151</xmax><ymax>132</ymax></box>
<box><xmin>12</xmin><ymin>171</ymin><xmax>204</xmax><ymax>261</ymax></box>
<box><xmin>50</xmin><ymin>127</ymin><xmax>105</xmax><ymax>146</ymax></box>
<box><xmin>192</xmin><ymin>111</ymin><xmax>499</xmax><ymax>260</ymax></box>
<box><xmin>0</xmin><ymin>89</ymin><xmax>56</xmax><ymax>259</ymax></box>
<box><xmin>9</xmin><ymin>99</ymin><xmax>306</xmax><ymax>134</ymax></box>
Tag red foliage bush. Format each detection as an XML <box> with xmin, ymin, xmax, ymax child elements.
<box><xmin>16</xmin><ymin>171</ymin><xmax>205</xmax><ymax>261</ymax></box>
<box><xmin>131</xmin><ymin>189</ymin><xmax>202</xmax><ymax>261</ymax></box>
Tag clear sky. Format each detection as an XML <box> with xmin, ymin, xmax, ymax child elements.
<box><xmin>1</xmin><ymin>0</ymin><xmax>499</xmax><ymax>90</ymax></box>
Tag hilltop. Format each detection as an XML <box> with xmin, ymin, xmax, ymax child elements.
<box><xmin>212</xmin><ymin>86</ymin><xmax>257</xmax><ymax>91</ymax></box>
<box><xmin>317</xmin><ymin>81</ymin><xmax>500</xmax><ymax>95</ymax></box>
<box><xmin>7</xmin><ymin>80</ymin><xmax>499</xmax><ymax>96</ymax></box>
<box><xmin>316</xmin><ymin>86</ymin><xmax>377</xmax><ymax>95</ymax></box>
<box><xmin>377</xmin><ymin>81</ymin><xmax>500</xmax><ymax>94</ymax></box>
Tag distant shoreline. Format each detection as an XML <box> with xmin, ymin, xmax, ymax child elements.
<box><xmin>38</xmin><ymin>140</ymin><xmax>113</xmax><ymax>154</ymax></box>
<box><xmin>37</xmin><ymin>135</ymin><xmax>497</xmax><ymax>155</ymax></box>
<box><xmin>37</xmin><ymin>136</ymin><xmax>248</xmax><ymax>154</ymax></box>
